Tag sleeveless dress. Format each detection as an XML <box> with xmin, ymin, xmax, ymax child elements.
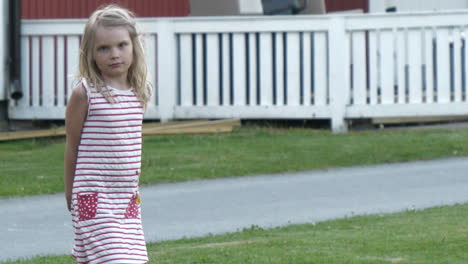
<box><xmin>71</xmin><ymin>80</ymin><xmax>149</xmax><ymax>264</ymax></box>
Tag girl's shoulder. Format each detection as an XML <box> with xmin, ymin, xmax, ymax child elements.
<box><xmin>71</xmin><ymin>81</ymin><xmax>87</xmax><ymax>100</ymax></box>
<box><xmin>70</xmin><ymin>78</ymin><xmax>94</xmax><ymax>106</ymax></box>
<box><xmin>80</xmin><ymin>78</ymin><xmax>98</xmax><ymax>92</ymax></box>
<box><xmin>67</xmin><ymin>82</ymin><xmax>89</xmax><ymax>111</ymax></box>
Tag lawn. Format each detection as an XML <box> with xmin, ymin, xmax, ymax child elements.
<box><xmin>2</xmin><ymin>127</ymin><xmax>468</xmax><ymax>197</ymax></box>
<box><xmin>3</xmin><ymin>203</ymin><xmax>467</xmax><ymax>263</ymax></box>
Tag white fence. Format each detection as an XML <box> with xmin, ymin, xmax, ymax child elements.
<box><xmin>10</xmin><ymin>11</ymin><xmax>468</xmax><ymax>132</ymax></box>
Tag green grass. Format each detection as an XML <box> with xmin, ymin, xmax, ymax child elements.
<box><xmin>2</xmin><ymin>127</ymin><xmax>468</xmax><ymax>197</ymax></box>
<box><xmin>4</xmin><ymin>204</ymin><xmax>467</xmax><ymax>264</ymax></box>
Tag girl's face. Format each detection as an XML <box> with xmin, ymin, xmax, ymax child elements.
<box><xmin>93</xmin><ymin>26</ymin><xmax>133</xmax><ymax>83</ymax></box>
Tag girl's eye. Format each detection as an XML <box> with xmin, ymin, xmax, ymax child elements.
<box><xmin>97</xmin><ymin>46</ymin><xmax>109</xmax><ymax>52</ymax></box>
<box><xmin>119</xmin><ymin>42</ymin><xmax>128</xmax><ymax>48</ymax></box>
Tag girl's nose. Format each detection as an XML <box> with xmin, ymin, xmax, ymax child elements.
<box><xmin>110</xmin><ymin>47</ymin><xmax>120</xmax><ymax>59</ymax></box>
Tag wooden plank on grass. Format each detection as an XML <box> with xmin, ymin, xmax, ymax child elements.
<box><xmin>142</xmin><ymin>119</ymin><xmax>241</xmax><ymax>134</ymax></box>
<box><xmin>142</xmin><ymin>120</ymin><xmax>206</xmax><ymax>129</ymax></box>
<box><xmin>0</xmin><ymin>127</ymin><xmax>66</xmax><ymax>141</ymax></box>
<box><xmin>372</xmin><ymin>116</ymin><xmax>468</xmax><ymax>125</ymax></box>
<box><xmin>0</xmin><ymin>120</ymin><xmax>241</xmax><ymax>141</ymax></box>
<box><xmin>143</xmin><ymin>126</ymin><xmax>235</xmax><ymax>135</ymax></box>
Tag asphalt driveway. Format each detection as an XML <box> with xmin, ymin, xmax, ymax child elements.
<box><xmin>1</xmin><ymin>157</ymin><xmax>467</xmax><ymax>262</ymax></box>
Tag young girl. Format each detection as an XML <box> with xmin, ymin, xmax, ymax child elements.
<box><xmin>64</xmin><ymin>5</ymin><xmax>151</xmax><ymax>264</ymax></box>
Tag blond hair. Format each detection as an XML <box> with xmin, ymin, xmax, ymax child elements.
<box><xmin>79</xmin><ymin>4</ymin><xmax>152</xmax><ymax>110</ymax></box>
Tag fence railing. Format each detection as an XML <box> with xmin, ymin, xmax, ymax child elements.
<box><xmin>10</xmin><ymin>11</ymin><xmax>468</xmax><ymax>132</ymax></box>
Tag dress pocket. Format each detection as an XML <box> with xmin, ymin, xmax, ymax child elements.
<box><xmin>125</xmin><ymin>193</ymin><xmax>141</xmax><ymax>219</ymax></box>
<box><xmin>77</xmin><ymin>193</ymin><xmax>98</xmax><ymax>221</ymax></box>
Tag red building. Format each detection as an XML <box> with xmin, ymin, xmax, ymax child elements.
<box><xmin>20</xmin><ymin>0</ymin><xmax>368</xmax><ymax>19</ymax></box>
<box><xmin>21</xmin><ymin>0</ymin><xmax>190</xmax><ymax>19</ymax></box>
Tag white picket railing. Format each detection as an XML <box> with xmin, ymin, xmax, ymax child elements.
<box><xmin>9</xmin><ymin>11</ymin><xmax>468</xmax><ymax>132</ymax></box>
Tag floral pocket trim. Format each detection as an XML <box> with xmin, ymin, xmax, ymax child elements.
<box><xmin>77</xmin><ymin>193</ymin><xmax>98</xmax><ymax>221</ymax></box>
<box><xmin>125</xmin><ymin>192</ymin><xmax>141</xmax><ymax>219</ymax></box>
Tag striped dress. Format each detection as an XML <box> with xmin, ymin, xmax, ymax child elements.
<box><xmin>71</xmin><ymin>80</ymin><xmax>149</xmax><ymax>264</ymax></box>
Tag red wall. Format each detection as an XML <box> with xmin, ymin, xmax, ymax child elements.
<box><xmin>325</xmin><ymin>0</ymin><xmax>368</xmax><ymax>13</ymax></box>
<box><xmin>22</xmin><ymin>0</ymin><xmax>368</xmax><ymax>18</ymax></box>
<box><xmin>21</xmin><ymin>0</ymin><xmax>190</xmax><ymax>19</ymax></box>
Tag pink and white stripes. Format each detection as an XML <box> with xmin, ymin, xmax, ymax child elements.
<box><xmin>71</xmin><ymin>81</ymin><xmax>148</xmax><ymax>264</ymax></box>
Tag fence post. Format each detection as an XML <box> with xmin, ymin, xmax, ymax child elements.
<box><xmin>328</xmin><ymin>16</ymin><xmax>349</xmax><ymax>133</ymax></box>
<box><xmin>156</xmin><ymin>19</ymin><xmax>177</xmax><ymax>122</ymax></box>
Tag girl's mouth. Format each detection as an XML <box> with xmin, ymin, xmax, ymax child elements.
<box><xmin>110</xmin><ymin>62</ymin><xmax>123</xmax><ymax>68</ymax></box>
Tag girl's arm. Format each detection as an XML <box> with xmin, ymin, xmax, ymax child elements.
<box><xmin>64</xmin><ymin>84</ymin><xmax>88</xmax><ymax>211</ymax></box>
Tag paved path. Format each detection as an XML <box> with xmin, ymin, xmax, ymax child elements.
<box><xmin>1</xmin><ymin>157</ymin><xmax>468</xmax><ymax>262</ymax></box>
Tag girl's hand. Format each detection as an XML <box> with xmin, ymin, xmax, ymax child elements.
<box><xmin>66</xmin><ymin>194</ymin><xmax>72</xmax><ymax>212</ymax></box>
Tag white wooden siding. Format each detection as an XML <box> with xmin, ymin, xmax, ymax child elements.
<box><xmin>370</xmin><ymin>0</ymin><xmax>468</xmax><ymax>13</ymax></box>
<box><xmin>0</xmin><ymin>0</ymin><xmax>8</xmax><ymax>101</ymax></box>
